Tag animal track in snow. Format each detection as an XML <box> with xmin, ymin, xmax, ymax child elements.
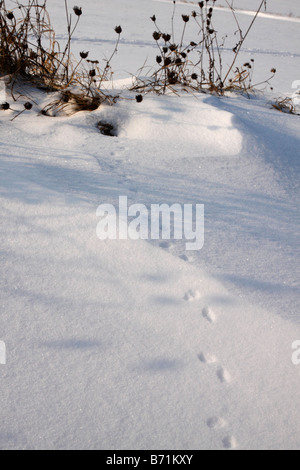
<box><xmin>206</xmin><ymin>416</ymin><xmax>227</xmax><ymax>430</ymax></box>
<box><xmin>217</xmin><ymin>367</ymin><xmax>231</xmax><ymax>384</ymax></box>
<box><xmin>183</xmin><ymin>289</ymin><xmax>201</xmax><ymax>302</ymax></box>
<box><xmin>198</xmin><ymin>352</ymin><xmax>217</xmax><ymax>365</ymax></box>
<box><xmin>222</xmin><ymin>435</ymin><xmax>238</xmax><ymax>450</ymax></box>
<box><xmin>159</xmin><ymin>241</ymin><xmax>173</xmax><ymax>250</ymax></box>
<box><xmin>202</xmin><ymin>306</ymin><xmax>216</xmax><ymax>323</ymax></box>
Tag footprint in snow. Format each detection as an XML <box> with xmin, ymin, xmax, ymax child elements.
<box><xmin>202</xmin><ymin>306</ymin><xmax>216</xmax><ymax>324</ymax></box>
<box><xmin>217</xmin><ymin>367</ymin><xmax>231</xmax><ymax>384</ymax></box>
<box><xmin>206</xmin><ymin>416</ymin><xmax>227</xmax><ymax>430</ymax></box>
<box><xmin>159</xmin><ymin>241</ymin><xmax>173</xmax><ymax>250</ymax></box>
<box><xmin>183</xmin><ymin>290</ymin><xmax>201</xmax><ymax>302</ymax></box>
<box><xmin>198</xmin><ymin>352</ymin><xmax>217</xmax><ymax>365</ymax></box>
<box><xmin>222</xmin><ymin>435</ymin><xmax>238</xmax><ymax>450</ymax></box>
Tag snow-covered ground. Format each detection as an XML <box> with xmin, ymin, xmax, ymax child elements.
<box><xmin>0</xmin><ymin>0</ymin><xmax>299</xmax><ymax>450</ymax></box>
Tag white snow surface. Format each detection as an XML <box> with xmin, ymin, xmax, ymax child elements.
<box><xmin>0</xmin><ymin>0</ymin><xmax>299</xmax><ymax>450</ymax></box>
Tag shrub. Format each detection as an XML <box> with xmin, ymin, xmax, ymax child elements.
<box><xmin>0</xmin><ymin>0</ymin><xmax>121</xmax><ymax>114</ymax></box>
<box><xmin>131</xmin><ymin>0</ymin><xmax>275</xmax><ymax>96</ymax></box>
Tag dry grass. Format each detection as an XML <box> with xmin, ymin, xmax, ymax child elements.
<box><xmin>0</xmin><ymin>0</ymin><xmax>121</xmax><ymax>115</ymax></box>
<box><xmin>271</xmin><ymin>97</ymin><xmax>300</xmax><ymax>115</ymax></box>
<box><xmin>131</xmin><ymin>0</ymin><xmax>275</xmax><ymax>97</ymax></box>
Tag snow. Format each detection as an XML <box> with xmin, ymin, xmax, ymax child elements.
<box><xmin>0</xmin><ymin>0</ymin><xmax>299</xmax><ymax>450</ymax></box>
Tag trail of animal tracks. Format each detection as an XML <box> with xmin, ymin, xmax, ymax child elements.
<box><xmin>0</xmin><ymin>0</ymin><xmax>299</xmax><ymax>450</ymax></box>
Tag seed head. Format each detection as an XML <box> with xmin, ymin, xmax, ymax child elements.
<box><xmin>80</xmin><ymin>51</ymin><xmax>89</xmax><ymax>59</ymax></box>
<box><xmin>7</xmin><ymin>12</ymin><xmax>14</xmax><ymax>20</ymax></box>
<box><xmin>192</xmin><ymin>11</ymin><xmax>197</xmax><ymax>18</ymax></box>
<box><xmin>162</xmin><ymin>33</ymin><xmax>171</xmax><ymax>43</ymax></box>
<box><xmin>24</xmin><ymin>102</ymin><xmax>32</xmax><ymax>110</ymax></box>
<box><xmin>153</xmin><ymin>31</ymin><xmax>161</xmax><ymax>41</ymax></box>
<box><xmin>89</xmin><ymin>69</ymin><xmax>96</xmax><ymax>77</ymax></box>
<box><xmin>199</xmin><ymin>1</ymin><xmax>204</xmax><ymax>8</ymax></box>
<box><xmin>168</xmin><ymin>71</ymin><xmax>178</xmax><ymax>85</ymax></box>
<box><xmin>73</xmin><ymin>6</ymin><xmax>82</xmax><ymax>16</ymax></box>
<box><xmin>190</xmin><ymin>41</ymin><xmax>197</xmax><ymax>47</ymax></box>
<box><xmin>169</xmin><ymin>44</ymin><xmax>177</xmax><ymax>52</ymax></box>
<box><xmin>182</xmin><ymin>15</ymin><xmax>190</xmax><ymax>23</ymax></box>
<box><xmin>156</xmin><ymin>55</ymin><xmax>162</xmax><ymax>64</ymax></box>
<box><xmin>163</xmin><ymin>47</ymin><xmax>168</xmax><ymax>54</ymax></box>
<box><xmin>115</xmin><ymin>26</ymin><xmax>122</xmax><ymax>34</ymax></box>
<box><xmin>164</xmin><ymin>57</ymin><xmax>172</xmax><ymax>67</ymax></box>
<box><xmin>271</xmin><ymin>68</ymin><xmax>276</xmax><ymax>74</ymax></box>
<box><xmin>191</xmin><ymin>73</ymin><xmax>198</xmax><ymax>80</ymax></box>
<box><xmin>135</xmin><ymin>95</ymin><xmax>143</xmax><ymax>103</ymax></box>
<box><xmin>1</xmin><ymin>102</ymin><xmax>10</xmax><ymax>111</ymax></box>
<box><xmin>150</xmin><ymin>15</ymin><xmax>156</xmax><ymax>23</ymax></box>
